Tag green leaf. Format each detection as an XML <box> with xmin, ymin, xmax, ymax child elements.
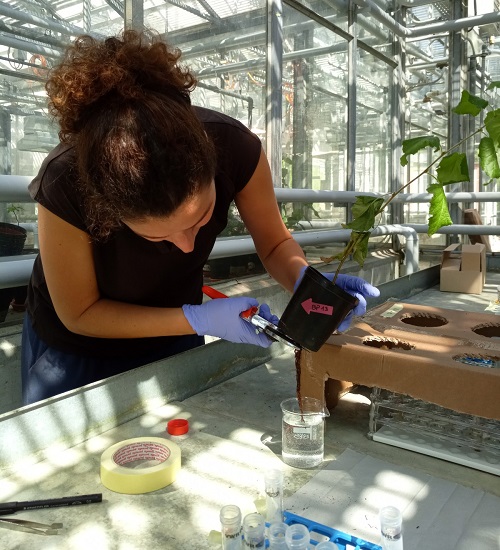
<box><xmin>452</xmin><ymin>90</ymin><xmax>488</xmax><ymax>116</ymax></box>
<box><xmin>400</xmin><ymin>136</ymin><xmax>441</xmax><ymax>167</ymax></box>
<box><xmin>435</xmin><ymin>153</ymin><xmax>470</xmax><ymax>185</ymax></box>
<box><xmin>485</xmin><ymin>109</ymin><xmax>500</xmax><ymax>147</ymax></box>
<box><xmin>427</xmin><ymin>183</ymin><xmax>453</xmax><ymax>236</ymax></box>
<box><xmin>486</xmin><ymin>81</ymin><xmax>500</xmax><ymax>91</ymax></box>
<box><xmin>351</xmin><ymin>232</ymin><xmax>370</xmax><ymax>267</ymax></box>
<box><xmin>344</xmin><ymin>196</ymin><xmax>384</xmax><ymax>232</ymax></box>
<box><xmin>479</xmin><ymin>136</ymin><xmax>500</xmax><ymax>179</ymax></box>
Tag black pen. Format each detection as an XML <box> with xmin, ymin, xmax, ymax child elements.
<box><xmin>0</xmin><ymin>493</ymin><xmax>102</xmax><ymax>515</ymax></box>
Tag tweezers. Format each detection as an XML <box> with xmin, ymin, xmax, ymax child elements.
<box><xmin>0</xmin><ymin>517</ymin><xmax>63</xmax><ymax>535</ymax></box>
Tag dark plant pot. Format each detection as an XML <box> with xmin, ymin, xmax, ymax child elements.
<box><xmin>0</xmin><ymin>290</ymin><xmax>10</xmax><ymax>323</ymax></box>
<box><xmin>0</xmin><ymin>285</ymin><xmax>28</xmax><ymax>323</ymax></box>
<box><xmin>278</xmin><ymin>266</ymin><xmax>359</xmax><ymax>352</ymax></box>
<box><xmin>0</xmin><ymin>222</ymin><xmax>27</xmax><ymax>256</ymax></box>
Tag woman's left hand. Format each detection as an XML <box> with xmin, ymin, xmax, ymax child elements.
<box><xmin>294</xmin><ymin>267</ymin><xmax>380</xmax><ymax>331</ymax></box>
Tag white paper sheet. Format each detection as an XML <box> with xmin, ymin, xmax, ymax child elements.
<box><xmin>285</xmin><ymin>448</ymin><xmax>500</xmax><ymax>550</ymax></box>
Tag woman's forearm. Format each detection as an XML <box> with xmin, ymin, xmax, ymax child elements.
<box><xmin>63</xmin><ymin>299</ymin><xmax>195</xmax><ymax>339</ymax></box>
<box><xmin>259</xmin><ymin>236</ymin><xmax>308</xmax><ymax>293</ymax></box>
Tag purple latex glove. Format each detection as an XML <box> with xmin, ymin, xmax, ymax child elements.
<box><xmin>294</xmin><ymin>266</ymin><xmax>380</xmax><ymax>331</ymax></box>
<box><xmin>182</xmin><ymin>297</ymin><xmax>278</xmax><ymax>347</ymax></box>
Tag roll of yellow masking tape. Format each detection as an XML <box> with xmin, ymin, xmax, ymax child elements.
<box><xmin>100</xmin><ymin>437</ymin><xmax>181</xmax><ymax>494</ymax></box>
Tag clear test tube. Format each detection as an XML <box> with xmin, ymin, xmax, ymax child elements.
<box><xmin>285</xmin><ymin>523</ymin><xmax>310</xmax><ymax>550</ymax></box>
<box><xmin>267</xmin><ymin>521</ymin><xmax>288</xmax><ymax>549</ymax></box>
<box><xmin>316</xmin><ymin>542</ymin><xmax>340</xmax><ymax>550</ymax></box>
<box><xmin>242</xmin><ymin>513</ymin><xmax>266</xmax><ymax>549</ymax></box>
<box><xmin>379</xmin><ymin>506</ymin><xmax>404</xmax><ymax>550</ymax></box>
<box><xmin>220</xmin><ymin>504</ymin><xmax>243</xmax><ymax>550</ymax></box>
<box><xmin>264</xmin><ymin>469</ymin><xmax>284</xmax><ymax>524</ymax></box>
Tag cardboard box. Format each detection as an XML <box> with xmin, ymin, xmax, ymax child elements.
<box><xmin>440</xmin><ymin>243</ymin><xmax>486</xmax><ymax>294</ymax></box>
<box><xmin>298</xmin><ymin>301</ymin><xmax>500</xmax><ymax>419</ymax></box>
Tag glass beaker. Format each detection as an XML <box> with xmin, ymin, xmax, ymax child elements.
<box><xmin>280</xmin><ymin>397</ymin><xmax>330</xmax><ymax>468</ymax></box>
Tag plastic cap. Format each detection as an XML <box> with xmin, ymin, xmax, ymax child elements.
<box><xmin>167</xmin><ymin>418</ymin><xmax>189</xmax><ymax>435</ymax></box>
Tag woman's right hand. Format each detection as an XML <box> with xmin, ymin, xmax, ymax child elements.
<box><xmin>182</xmin><ymin>297</ymin><xmax>276</xmax><ymax>347</ymax></box>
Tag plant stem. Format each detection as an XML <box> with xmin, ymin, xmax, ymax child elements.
<box><xmin>332</xmin><ymin>232</ymin><xmax>364</xmax><ymax>284</ymax></box>
<box><xmin>378</xmin><ymin>125</ymin><xmax>485</xmax><ymax>214</ymax></box>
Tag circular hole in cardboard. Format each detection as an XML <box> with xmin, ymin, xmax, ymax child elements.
<box><xmin>400</xmin><ymin>312</ymin><xmax>448</xmax><ymax>328</ymax></box>
<box><xmin>471</xmin><ymin>323</ymin><xmax>500</xmax><ymax>339</ymax></box>
<box><xmin>362</xmin><ymin>337</ymin><xmax>415</xmax><ymax>350</ymax></box>
<box><xmin>453</xmin><ymin>353</ymin><xmax>500</xmax><ymax>368</ymax></box>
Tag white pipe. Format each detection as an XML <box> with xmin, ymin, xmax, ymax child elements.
<box><xmin>405</xmin><ymin>224</ymin><xmax>500</xmax><ymax>235</ymax></box>
<box><xmin>0</xmin><ymin>256</ymin><xmax>36</xmax><ymax>289</ymax></box>
<box><xmin>4</xmin><ymin>175</ymin><xmax>500</xmax><ymax>207</ymax></box>
<box><xmin>211</xmin><ymin>224</ymin><xmax>421</xmax><ymax>275</ymax></box>
<box><xmin>274</xmin><ymin>189</ymin><xmax>500</xmax><ymax>204</ymax></box>
<box><xmin>5</xmin><ymin>220</ymin><xmax>500</xmax><ymax>290</ymax></box>
<box><xmin>353</xmin><ymin>0</ymin><xmax>500</xmax><ymax>38</ymax></box>
<box><xmin>0</xmin><ymin>176</ymin><xmax>33</xmax><ymax>202</ymax></box>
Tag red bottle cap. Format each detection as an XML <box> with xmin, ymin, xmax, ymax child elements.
<box><xmin>167</xmin><ymin>419</ymin><xmax>189</xmax><ymax>436</ymax></box>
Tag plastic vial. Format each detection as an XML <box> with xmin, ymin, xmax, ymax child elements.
<box><xmin>316</xmin><ymin>542</ymin><xmax>340</xmax><ymax>550</ymax></box>
<box><xmin>285</xmin><ymin>523</ymin><xmax>310</xmax><ymax>550</ymax></box>
<box><xmin>379</xmin><ymin>506</ymin><xmax>404</xmax><ymax>550</ymax></box>
<box><xmin>242</xmin><ymin>512</ymin><xmax>265</xmax><ymax>549</ymax></box>
<box><xmin>220</xmin><ymin>504</ymin><xmax>243</xmax><ymax>550</ymax></box>
<box><xmin>267</xmin><ymin>521</ymin><xmax>288</xmax><ymax>549</ymax></box>
<box><xmin>264</xmin><ymin>469</ymin><xmax>284</xmax><ymax>524</ymax></box>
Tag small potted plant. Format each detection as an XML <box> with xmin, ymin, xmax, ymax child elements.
<box><xmin>279</xmin><ymin>83</ymin><xmax>500</xmax><ymax>351</ymax></box>
<box><xmin>0</xmin><ymin>204</ymin><xmax>27</xmax><ymax>257</ymax></box>
<box><xmin>0</xmin><ymin>204</ymin><xmax>28</xmax><ymax>322</ymax></box>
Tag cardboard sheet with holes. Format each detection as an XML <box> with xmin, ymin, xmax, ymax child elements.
<box><xmin>300</xmin><ymin>302</ymin><xmax>500</xmax><ymax>420</ymax></box>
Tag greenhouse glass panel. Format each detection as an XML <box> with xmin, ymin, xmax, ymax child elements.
<box><xmin>281</xmin><ymin>2</ymin><xmax>348</xmax><ymax>228</ymax></box>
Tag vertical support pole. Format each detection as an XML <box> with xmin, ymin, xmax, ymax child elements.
<box><xmin>267</xmin><ymin>0</ymin><xmax>283</xmax><ymax>187</ymax></box>
<box><xmin>292</xmin><ymin>31</ymin><xmax>312</xmax><ymax>193</ymax></box>
<box><xmin>390</xmin><ymin>6</ymin><xmax>405</xmax><ymax>227</ymax></box>
<box><xmin>82</xmin><ymin>0</ymin><xmax>91</xmax><ymax>33</ymax></box>
<box><xmin>345</xmin><ymin>0</ymin><xmax>357</xmax><ymax>223</ymax></box>
<box><xmin>448</xmin><ymin>0</ymin><xmax>468</xmax><ymax>232</ymax></box>
<box><xmin>0</xmin><ymin>109</ymin><xmax>11</xmax><ymax>176</ymax></box>
<box><xmin>124</xmin><ymin>0</ymin><xmax>144</xmax><ymax>31</ymax></box>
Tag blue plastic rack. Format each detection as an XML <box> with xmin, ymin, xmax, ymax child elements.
<box><xmin>281</xmin><ymin>511</ymin><xmax>382</xmax><ymax>549</ymax></box>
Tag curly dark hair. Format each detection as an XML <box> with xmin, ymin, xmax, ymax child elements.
<box><xmin>46</xmin><ymin>30</ymin><xmax>216</xmax><ymax>240</ymax></box>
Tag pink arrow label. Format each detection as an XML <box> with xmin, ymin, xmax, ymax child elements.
<box><xmin>301</xmin><ymin>298</ymin><xmax>334</xmax><ymax>315</ymax></box>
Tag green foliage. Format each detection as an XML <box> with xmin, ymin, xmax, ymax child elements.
<box><xmin>452</xmin><ymin>90</ymin><xmax>488</xmax><ymax>116</ymax></box>
<box><xmin>281</xmin><ymin>202</ymin><xmax>321</xmax><ymax>230</ymax></box>
<box><xmin>400</xmin><ymin>136</ymin><xmax>441</xmax><ymax>167</ymax></box>
<box><xmin>6</xmin><ymin>204</ymin><xmax>24</xmax><ymax>225</ymax></box>
<box><xmin>220</xmin><ymin>203</ymin><xmax>246</xmax><ymax>236</ymax></box>
<box><xmin>325</xmin><ymin>83</ymin><xmax>500</xmax><ymax>278</ymax></box>
<box><xmin>479</xmin><ymin>137</ymin><xmax>500</xmax><ymax>179</ymax></box>
<box><xmin>343</xmin><ymin>196</ymin><xmax>385</xmax><ymax>232</ymax></box>
<box><xmin>435</xmin><ymin>152</ymin><xmax>470</xmax><ymax>185</ymax></box>
<box><xmin>427</xmin><ymin>183</ymin><xmax>453</xmax><ymax>234</ymax></box>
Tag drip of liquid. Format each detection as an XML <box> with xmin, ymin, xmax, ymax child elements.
<box><xmin>294</xmin><ymin>348</ymin><xmax>302</xmax><ymax>408</ymax></box>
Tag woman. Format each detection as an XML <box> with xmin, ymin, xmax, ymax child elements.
<box><xmin>22</xmin><ymin>30</ymin><xmax>379</xmax><ymax>405</ymax></box>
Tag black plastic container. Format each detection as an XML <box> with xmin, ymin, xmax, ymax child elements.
<box><xmin>0</xmin><ymin>222</ymin><xmax>27</xmax><ymax>256</ymax></box>
<box><xmin>278</xmin><ymin>266</ymin><xmax>359</xmax><ymax>352</ymax></box>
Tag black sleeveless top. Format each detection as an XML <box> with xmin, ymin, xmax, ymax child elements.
<box><xmin>27</xmin><ymin>107</ymin><xmax>262</xmax><ymax>358</ymax></box>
